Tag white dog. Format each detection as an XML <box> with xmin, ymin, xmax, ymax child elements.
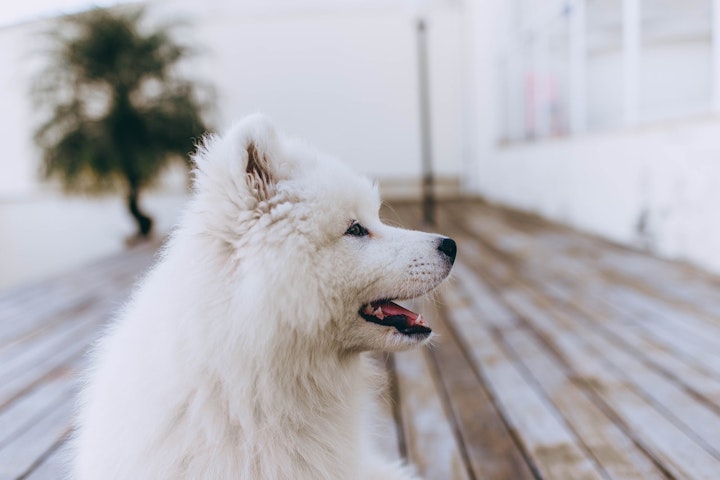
<box><xmin>73</xmin><ymin>115</ymin><xmax>457</xmax><ymax>480</ymax></box>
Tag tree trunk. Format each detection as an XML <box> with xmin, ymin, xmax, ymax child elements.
<box><xmin>127</xmin><ymin>185</ymin><xmax>153</xmax><ymax>238</ymax></box>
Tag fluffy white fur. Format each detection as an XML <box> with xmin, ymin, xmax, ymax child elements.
<box><xmin>73</xmin><ymin>115</ymin><xmax>455</xmax><ymax>480</ymax></box>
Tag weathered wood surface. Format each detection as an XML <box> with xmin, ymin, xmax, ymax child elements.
<box><xmin>389</xmin><ymin>200</ymin><xmax>720</xmax><ymax>480</ymax></box>
<box><xmin>0</xmin><ymin>243</ymin><xmax>158</xmax><ymax>480</ymax></box>
<box><xmin>3</xmin><ymin>200</ymin><xmax>720</xmax><ymax>479</ymax></box>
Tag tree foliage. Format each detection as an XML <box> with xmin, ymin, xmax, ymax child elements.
<box><xmin>33</xmin><ymin>7</ymin><xmax>212</xmax><ymax>238</ymax></box>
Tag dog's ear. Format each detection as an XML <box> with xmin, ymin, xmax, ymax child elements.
<box><xmin>244</xmin><ymin>139</ymin><xmax>276</xmax><ymax>200</ymax></box>
<box><xmin>237</xmin><ymin>114</ymin><xmax>282</xmax><ymax>200</ymax></box>
<box><xmin>191</xmin><ymin>114</ymin><xmax>284</xmax><ymax>205</ymax></box>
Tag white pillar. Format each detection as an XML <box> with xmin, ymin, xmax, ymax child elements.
<box><xmin>623</xmin><ymin>0</ymin><xmax>640</xmax><ymax>126</ymax></box>
<box><xmin>507</xmin><ymin>47</ymin><xmax>525</xmax><ymax>141</ymax></box>
<box><xmin>532</xmin><ymin>30</ymin><xmax>550</xmax><ymax>138</ymax></box>
<box><xmin>501</xmin><ymin>55</ymin><xmax>512</xmax><ymax>141</ymax></box>
<box><xmin>712</xmin><ymin>0</ymin><xmax>720</xmax><ymax>111</ymax></box>
<box><xmin>569</xmin><ymin>0</ymin><xmax>587</xmax><ymax>133</ymax></box>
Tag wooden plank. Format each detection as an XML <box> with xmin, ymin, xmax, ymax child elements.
<box><xmin>8</xmin><ymin>200</ymin><xmax>720</xmax><ymax>480</ymax></box>
<box><xmin>502</xmin><ymin>329</ymin><xmax>667</xmax><ymax>479</ymax></box>
<box><xmin>0</xmin><ymin>307</ymin><xmax>103</xmax><ymax>410</ymax></box>
<box><xmin>419</xmin><ymin>294</ymin><xmax>536</xmax><ymax>480</ymax></box>
<box><xmin>428</xmin><ymin>202</ymin><xmax>720</xmax><ymax>478</ymax></box>
<box><xmin>0</xmin><ymin>243</ymin><xmax>154</xmax><ymax>347</ymax></box>
<box><xmin>455</xmin><ymin>223</ymin><xmax>720</xmax><ymax>442</ymax></box>
<box><xmin>393</xmin><ymin>342</ymin><xmax>470</xmax><ymax>480</ymax></box>
<box><xmin>384</xmin><ymin>201</ymin><xmax>720</xmax><ymax>479</ymax></box>
<box><xmin>0</xmin><ymin>245</ymin><xmax>156</xmax><ymax>480</ymax></box>
<box><xmin>599</xmin><ymin>287</ymin><xmax>720</xmax><ymax>368</ymax></box>
<box><xmin>389</xmin><ymin>203</ymin><xmax>474</xmax><ymax>479</ymax></box>
<box><xmin>0</xmin><ymin>305</ymin><xmax>97</xmax><ymax>384</ymax></box>
<box><xmin>0</xmin><ymin>290</ymin><xmax>95</xmax><ymax>349</ymax></box>
<box><xmin>462</xmin><ymin>232</ymin><xmax>720</xmax><ymax>406</ymax></box>
<box><xmin>541</xmin><ymin>282</ymin><xmax>720</xmax><ymax>405</ymax></box>
<box><xmin>599</xmin><ymin>251</ymin><xmax>720</xmax><ymax>315</ymax></box>
<box><xmin>450</xmin><ymin>210</ymin><xmax>720</xmax><ymax>404</ymax></box>
<box><xmin>445</xmin><ymin>264</ymin><xmax>667</xmax><ymax>479</ymax></box>
<box><xmin>436</xmin><ymin>282</ymin><xmax>605</xmax><ymax>479</ymax></box>
<box><xmin>457</xmin><ymin>201</ymin><xmax>720</xmax><ymax>335</ymax></box>
<box><xmin>0</xmin><ymin>372</ymin><xmax>75</xmax><ymax>449</ymax></box>
<box><xmin>393</xmin><ymin>203</ymin><xmax>533</xmax><ymax>478</ymax></box>
<box><xmin>566</xmin><ymin>313</ymin><xmax>720</xmax><ymax>457</ymax></box>
<box><xmin>0</xmin><ymin>395</ymin><xmax>73</xmax><ymax>480</ymax></box>
<box><xmin>500</xmin><ymin>285</ymin><xmax>720</xmax><ymax>479</ymax></box>
<box><xmin>0</xmin><ymin>264</ymin><xmax>147</xmax><ymax>410</ymax></box>
<box><xmin>21</xmin><ymin>440</ymin><xmax>70</xmax><ymax>480</ymax></box>
<box><xmin>447</xmin><ymin>263</ymin><xmax>520</xmax><ymax>330</ymax></box>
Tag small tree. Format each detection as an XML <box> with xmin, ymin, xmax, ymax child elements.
<box><xmin>33</xmin><ymin>7</ymin><xmax>211</xmax><ymax>239</ymax></box>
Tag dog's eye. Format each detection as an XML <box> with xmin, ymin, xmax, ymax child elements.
<box><xmin>345</xmin><ymin>221</ymin><xmax>369</xmax><ymax>237</ymax></box>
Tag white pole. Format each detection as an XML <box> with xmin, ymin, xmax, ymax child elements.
<box><xmin>623</xmin><ymin>0</ymin><xmax>640</xmax><ymax>126</ymax></box>
<box><xmin>569</xmin><ymin>0</ymin><xmax>587</xmax><ymax>133</ymax></box>
<box><xmin>502</xmin><ymin>55</ymin><xmax>512</xmax><ymax>141</ymax></box>
<box><xmin>712</xmin><ymin>0</ymin><xmax>720</xmax><ymax>112</ymax></box>
<box><xmin>533</xmin><ymin>30</ymin><xmax>550</xmax><ymax>138</ymax></box>
<box><xmin>513</xmin><ymin>48</ymin><xmax>526</xmax><ymax>140</ymax></box>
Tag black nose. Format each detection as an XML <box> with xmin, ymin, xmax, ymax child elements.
<box><xmin>438</xmin><ymin>237</ymin><xmax>457</xmax><ymax>264</ymax></box>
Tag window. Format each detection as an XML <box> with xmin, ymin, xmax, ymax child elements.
<box><xmin>498</xmin><ymin>0</ymin><xmax>715</xmax><ymax>142</ymax></box>
<box><xmin>586</xmin><ymin>0</ymin><xmax>623</xmax><ymax>129</ymax></box>
<box><xmin>640</xmin><ymin>0</ymin><xmax>712</xmax><ymax>120</ymax></box>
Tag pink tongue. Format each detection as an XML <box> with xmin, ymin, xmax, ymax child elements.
<box><xmin>373</xmin><ymin>301</ymin><xmax>425</xmax><ymax>326</ymax></box>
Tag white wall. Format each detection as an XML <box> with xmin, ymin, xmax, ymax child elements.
<box><xmin>479</xmin><ymin>119</ymin><xmax>720</xmax><ymax>274</ymax></box>
<box><xmin>458</xmin><ymin>0</ymin><xmax>502</xmax><ymax>193</ymax></box>
<box><xmin>587</xmin><ymin>42</ymin><xmax>712</xmax><ymax>129</ymax></box>
<box><xmin>0</xmin><ymin>0</ymin><xmax>464</xmax><ymax>289</ymax></box>
<box><xmin>149</xmin><ymin>0</ymin><xmax>463</xmax><ymax>181</ymax></box>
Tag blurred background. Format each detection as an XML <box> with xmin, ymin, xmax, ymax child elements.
<box><xmin>1</xmin><ymin>0</ymin><xmax>719</xmax><ymax>288</ymax></box>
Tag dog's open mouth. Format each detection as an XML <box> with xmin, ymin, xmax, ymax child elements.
<box><xmin>359</xmin><ymin>300</ymin><xmax>432</xmax><ymax>336</ymax></box>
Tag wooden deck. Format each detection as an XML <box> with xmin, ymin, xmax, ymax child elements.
<box><xmin>3</xmin><ymin>200</ymin><xmax>720</xmax><ymax>479</ymax></box>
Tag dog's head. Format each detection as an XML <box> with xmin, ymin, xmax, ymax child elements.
<box><xmin>189</xmin><ymin>114</ymin><xmax>456</xmax><ymax>353</ymax></box>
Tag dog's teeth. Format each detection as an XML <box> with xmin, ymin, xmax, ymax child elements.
<box><xmin>416</xmin><ymin>314</ymin><xmax>425</xmax><ymax>326</ymax></box>
<box><xmin>374</xmin><ymin>307</ymin><xmax>384</xmax><ymax>318</ymax></box>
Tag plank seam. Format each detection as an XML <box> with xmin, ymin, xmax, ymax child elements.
<box><xmin>449</xmin><ymin>224</ymin><xmax>680</xmax><ymax>479</ymax></box>
<box><xmin>438</xmin><ymin>300</ymin><xmax>544</xmax><ymax>480</ymax></box>
<box><xmin>386</xmin><ymin>353</ymin><xmax>408</xmax><ymax>461</ymax></box>
<box><xmin>423</xmin><ymin>341</ymin><xmax>477</xmax><ymax>480</ymax></box>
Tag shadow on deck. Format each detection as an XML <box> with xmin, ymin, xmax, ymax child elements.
<box><xmin>2</xmin><ymin>199</ymin><xmax>720</xmax><ymax>479</ymax></box>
